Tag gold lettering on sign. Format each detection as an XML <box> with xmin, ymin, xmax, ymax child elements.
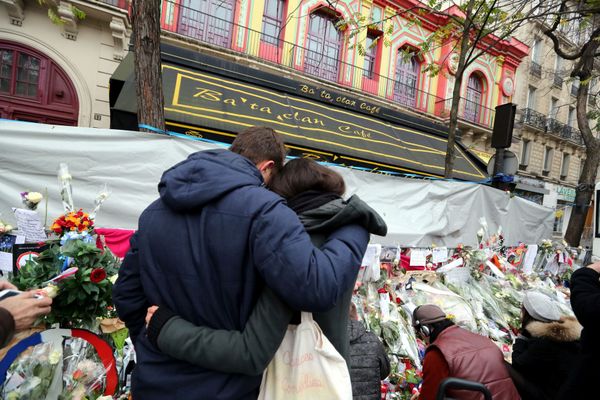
<box><xmin>335</xmin><ymin>96</ymin><xmax>356</xmax><ymax>107</ymax></box>
<box><xmin>300</xmin><ymin>85</ymin><xmax>315</xmax><ymax>95</ymax></box>
<box><xmin>193</xmin><ymin>88</ymin><xmax>222</xmax><ymax>102</ymax></box>
<box><xmin>360</xmin><ymin>102</ymin><xmax>381</xmax><ymax>114</ymax></box>
<box><xmin>275</xmin><ymin>112</ymin><xmax>325</xmax><ymax>127</ymax></box>
<box><xmin>338</xmin><ymin>125</ymin><xmax>372</xmax><ymax>139</ymax></box>
<box><xmin>224</xmin><ymin>98</ymin><xmax>237</xmax><ymax>106</ymax></box>
<box><xmin>320</xmin><ymin>90</ymin><xmax>332</xmax><ymax>100</ymax></box>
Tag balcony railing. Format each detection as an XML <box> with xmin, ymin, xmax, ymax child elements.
<box><xmin>546</xmin><ymin>118</ymin><xmax>584</xmax><ymax>145</ymax></box>
<box><xmin>530</xmin><ymin>62</ymin><xmax>542</xmax><ymax>77</ymax></box>
<box><xmin>553</xmin><ymin>73</ymin><xmax>563</xmax><ymax>88</ymax></box>
<box><xmin>521</xmin><ymin>108</ymin><xmax>547</xmax><ymax>131</ymax></box>
<box><xmin>440</xmin><ymin>97</ymin><xmax>495</xmax><ymax>128</ymax></box>
<box><xmin>159</xmin><ymin>2</ymin><xmax>497</xmax><ymax>128</ymax></box>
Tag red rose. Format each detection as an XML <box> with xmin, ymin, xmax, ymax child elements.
<box><xmin>90</xmin><ymin>268</ymin><xmax>107</xmax><ymax>283</ymax></box>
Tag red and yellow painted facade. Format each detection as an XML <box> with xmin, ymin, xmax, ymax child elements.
<box><xmin>159</xmin><ymin>0</ymin><xmax>529</xmax><ymax>129</ymax></box>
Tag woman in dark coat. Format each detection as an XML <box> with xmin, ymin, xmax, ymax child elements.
<box><xmin>557</xmin><ymin>261</ymin><xmax>600</xmax><ymax>400</ymax></box>
<box><xmin>512</xmin><ymin>291</ymin><xmax>581</xmax><ymax>400</ymax></box>
<box><xmin>145</xmin><ymin>158</ymin><xmax>387</xmax><ymax>375</ymax></box>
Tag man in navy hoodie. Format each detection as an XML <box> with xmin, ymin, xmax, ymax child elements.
<box><xmin>113</xmin><ymin>126</ymin><xmax>369</xmax><ymax>399</ymax></box>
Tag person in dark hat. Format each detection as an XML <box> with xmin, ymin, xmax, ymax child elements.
<box><xmin>412</xmin><ymin>304</ymin><xmax>519</xmax><ymax>400</ymax></box>
<box><xmin>512</xmin><ymin>291</ymin><xmax>581</xmax><ymax>400</ymax></box>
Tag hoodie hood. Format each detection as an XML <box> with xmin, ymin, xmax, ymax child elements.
<box><xmin>525</xmin><ymin>316</ymin><xmax>582</xmax><ymax>342</ymax></box>
<box><xmin>298</xmin><ymin>195</ymin><xmax>388</xmax><ymax>236</ymax></box>
<box><xmin>159</xmin><ymin>149</ymin><xmax>263</xmax><ymax>212</ymax></box>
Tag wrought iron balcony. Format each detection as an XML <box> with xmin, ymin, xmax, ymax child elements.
<box><xmin>440</xmin><ymin>97</ymin><xmax>495</xmax><ymax>129</ymax></box>
<box><xmin>553</xmin><ymin>73</ymin><xmax>563</xmax><ymax>88</ymax></box>
<box><xmin>530</xmin><ymin>62</ymin><xmax>542</xmax><ymax>78</ymax></box>
<box><xmin>521</xmin><ymin>108</ymin><xmax>547</xmax><ymax>131</ymax></box>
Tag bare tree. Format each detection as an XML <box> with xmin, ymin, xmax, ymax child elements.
<box><xmin>543</xmin><ymin>0</ymin><xmax>600</xmax><ymax>246</ymax></box>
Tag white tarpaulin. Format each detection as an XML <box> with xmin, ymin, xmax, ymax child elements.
<box><xmin>0</xmin><ymin>121</ymin><xmax>554</xmax><ymax>247</ymax></box>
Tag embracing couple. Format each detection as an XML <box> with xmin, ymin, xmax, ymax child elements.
<box><xmin>113</xmin><ymin>126</ymin><xmax>387</xmax><ymax>399</ymax></box>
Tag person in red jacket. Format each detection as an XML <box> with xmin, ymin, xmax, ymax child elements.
<box><xmin>412</xmin><ymin>304</ymin><xmax>519</xmax><ymax>400</ymax></box>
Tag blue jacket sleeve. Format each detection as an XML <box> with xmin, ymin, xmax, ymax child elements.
<box><xmin>113</xmin><ymin>232</ymin><xmax>149</xmax><ymax>343</ymax></box>
<box><xmin>251</xmin><ymin>199</ymin><xmax>369</xmax><ymax>312</ymax></box>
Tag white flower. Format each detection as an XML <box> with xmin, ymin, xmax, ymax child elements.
<box><xmin>477</xmin><ymin>228</ymin><xmax>485</xmax><ymax>238</ymax></box>
<box><xmin>41</xmin><ymin>285</ymin><xmax>59</xmax><ymax>298</ymax></box>
<box><xmin>49</xmin><ymin>349</ymin><xmax>62</xmax><ymax>364</ymax></box>
<box><xmin>25</xmin><ymin>192</ymin><xmax>43</xmax><ymax>204</ymax></box>
<box><xmin>109</xmin><ymin>274</ymin><xmax>118</xmax><ymax>284</ymax></box>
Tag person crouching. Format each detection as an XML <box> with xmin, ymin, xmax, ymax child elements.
<box><xmin>412</xmin><ymin>304</ymin><xmax>519</xmax><ymax>400</ymax></box>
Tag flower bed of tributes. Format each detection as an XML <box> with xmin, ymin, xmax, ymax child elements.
<box><xmin>355</xmin><ymin>221</ymin><xmax>580</xmax><ymax>399</ymax></box>
<box><xmin>0</xmin><ymin>164</ymin><xmax>130</xmax><ymax>399</ymax></box>
<box><xmin>0</xmin><ymin>164</ymin><xmax>583</xmax><ymax>400</ymax></box>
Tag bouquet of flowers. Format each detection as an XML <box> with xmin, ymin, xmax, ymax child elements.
<box><xmin>20</xmin><ymin>191</ymin><xmax>44</xmax><ymax>211</ymax></box>
<box><xmin>50</xmin><ymin>210</ymin><xmax>94</xmax><ymax>237</ymax></box>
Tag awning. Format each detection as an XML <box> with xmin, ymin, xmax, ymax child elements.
<box><xmin>110</xmin><ymin>46</ymin><xmax>486</xmax><ymax>181</ymax></box>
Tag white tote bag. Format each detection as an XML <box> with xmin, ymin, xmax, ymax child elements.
<box><xmin>257</xmin><ymin>312</ymin><xmax>353</xmax><ymax>400</ymax></box>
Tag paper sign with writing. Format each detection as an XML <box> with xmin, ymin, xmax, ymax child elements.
<box><xmin>409</xmin><ymin>249</ymin><xmax>427</xmax><ymax>266</ymax></box>
<box><xmin>13</xmin><ymin>208</ymin><xmax>47</xmax><ymax>242</ymax></box>
<box><xmin>432</xmin><ymin>247</ymin><xmax>449</xmax><ymax>264</ymax></box>
<box><xmin>521</xmin><ymin>245</ymin><xmax>538</xmax><ymax>275</ymax></box>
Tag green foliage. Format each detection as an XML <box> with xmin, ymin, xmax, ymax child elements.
<box><xmin>12</xmin><ymin>240</ymin><xmax>119</xmax><ymax>328</ymax></box>
<box><xmin>36</xmin><ymin>0</ymin><xmax>86</xmax><ymax>25</ymax></box>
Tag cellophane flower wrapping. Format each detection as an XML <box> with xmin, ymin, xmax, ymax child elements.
<box><xmin>2</xmin><ymin>338</ymin><xmax>110</xmax><ymax>400</ymax></box>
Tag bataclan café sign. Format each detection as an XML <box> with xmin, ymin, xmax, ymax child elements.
<box><xmin>110</xmin><ymin>47</ymin><xmax>485</xmax><ymax>181</ymax></box>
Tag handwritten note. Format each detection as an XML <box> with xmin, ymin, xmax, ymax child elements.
<box><xmin>13</xmin><ymin>208</ymin><xmax>47</xmax><ymax>242</ymax></box>
<box><xmin>432</xmin><ymin>247</ymin><xmax>449</xmax><ymax>264</ymax></box>
<box><xmin>409</xmin><ymin>249</ymin><xmax>427</xmax><ymax>266</ymax></box>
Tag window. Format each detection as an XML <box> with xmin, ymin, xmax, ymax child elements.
<box><xmin>177</xmin><ymin>0</ymin><xmax>236</xmax><ymax>48</ymax></box>
<box><xmin>464</xmin><ymin>73</ymin><xmax>484</xmax><ymax>123</ymax></box>
<box><xmin>568</xmin><ymin>107</ymin><xmax>575</xmax><ymax>127</ymax></box>
<box><xmin>579</xmin><ymin>159</ymin><xmax>585</xmax><ymax>177</ymax></box>
<box><xmin>363</xmin><ymin>34</ymin><xmax>379</xmax><ymax>79</ymax></box>
<box><xmin>0</xmin><ymin>41</ymin><xmax>78</xmax><ymax>125</ymax></box>
<box><xmin>0</xmin><ymin>48</ymin><xmax>40</xmax><ymax>98</ymax></box>
<box><xmin>261</xmin><ymin>0</ymin><xmax>285</xmax><ymax>45</ymax></box>
<box><xmin>393</xmin><ymin>49</ymin><xmax>419</xmax><ymax>107</ymax></box>
<box><xmin>304</xmin><ymin>12</ymin><xmax>342</xmax><ymax>82</ymax></box>
<box><xmin>531</xmin><ymin>39</ymin><xmax>542</xmax><ymax>63</ymax></box>
<box><xmin>553</xmin><ymin>56</ymin><xmax>563</xmax><ymax>87</ymax></box>
<box><xmin>554</xmin><ymin>206</ymin><xmax>564</xmax><ymax>233</ymax></box>
<box><xmin>560</xmin><ymin>153</ymin><xmax>570</xmax><ymax>180</ymax></box>
<box><xmin>549</xmin><ymin>97</ymin><xmax>559</xmax><ymax>119</ymax></box>
<box><xmin>520</xmin><ymin>139</ymin><xmax>531</xmax><ymax>168</ymax></box>
<box><xmin>543</xmin><ymin>146</ymin><xmax>554</xmax><ymax>173</ymax></box>
<box><xmin>526</xmin><ymin>86</ymin><xmax>537</xmax><ymax>109</ymax></box>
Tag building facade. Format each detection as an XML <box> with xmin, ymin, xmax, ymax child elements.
<box><xmin>3</xmin><ymin>0</ymin><xmax>529</xmax><ymax>179</ymax></box>
<box><xmin>1</xmin><ymin>0</ymin><xmax>130</xmax><ymax>127</ymax></box>
<box><xmin>509</xmin><ymin>20</ymin><xmax>597</xmax><ymax>238</ymax></box>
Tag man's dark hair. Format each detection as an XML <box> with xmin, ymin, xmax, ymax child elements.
<box><xmin>269</xmin><ymin>158</ymin><xmax>345</xmax><ymax>199</ymax></box>
<box><xmin>429</xmin><ymin>319</ymin><xmax>454</xmax><ymax>343</ymax></box>
<box><xmin>230</xmin><ymin>126</ymin><xmax>287</xmax><ymax>171</ymax></box>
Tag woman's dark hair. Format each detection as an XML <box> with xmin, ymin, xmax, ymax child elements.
<box><xmin>269</xmin><ymin>158</ymin><xmax>345</xmax><ymax>198</ymax></box>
